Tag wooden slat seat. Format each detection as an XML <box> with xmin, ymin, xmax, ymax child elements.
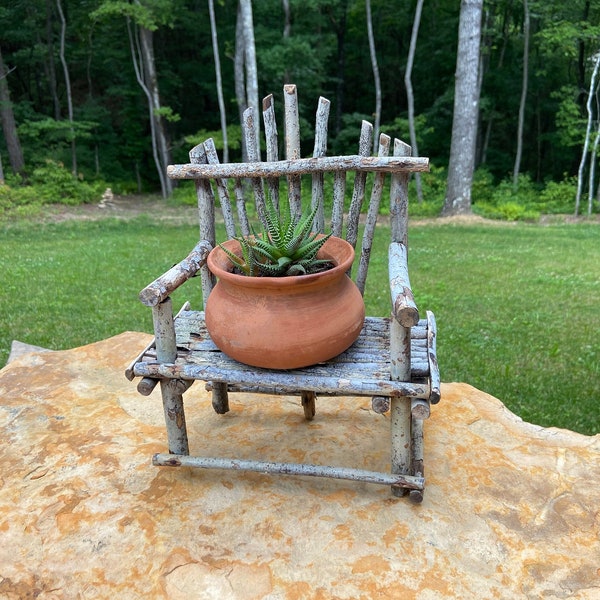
<box><xmin>130</xmin><ymin>311</ymin><xmax>439</xmax><ymax>401</ymax></box>
<box><xmin>125</xmin><ymin>84</ymin><xmax>440</xmax><ymax>501</ymax></box>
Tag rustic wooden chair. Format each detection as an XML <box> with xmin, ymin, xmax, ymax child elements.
<box><xmin>126</xmin><ymin>84</ymin><xmax>440</xmax><ymax>501</ymax></box>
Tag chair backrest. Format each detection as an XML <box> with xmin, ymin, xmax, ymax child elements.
<box><xmin>166</xmin><ymin>84</ymin><xmax>429</xmax><ymax>306</ymax></box>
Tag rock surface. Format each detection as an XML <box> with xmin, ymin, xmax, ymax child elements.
<box><xmin>0</xmin><ymin>332</ymin><xmax>598</xmax><ymax>599</ymax></box>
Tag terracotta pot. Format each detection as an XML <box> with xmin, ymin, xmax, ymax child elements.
<box><xmin>205</xmin><ymin>236</ymin><xmax>365</xmax><ymax>369</ymax></box>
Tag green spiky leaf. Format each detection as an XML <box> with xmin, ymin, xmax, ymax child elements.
<box><xmin>219</xmin><ymin>193</ymin><xmax>334</xmax><ymax>277</ymax></box>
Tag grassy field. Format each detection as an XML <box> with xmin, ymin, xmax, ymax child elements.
<box><xmin>1</xmin><ymin>216</ymin><xmax>598</xmax><ymax>435</ymax></box>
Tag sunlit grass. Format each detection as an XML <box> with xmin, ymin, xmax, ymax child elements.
<box><xmin>2</xmin><ymin>217</ymin><xmax>599</xmax><ymax>435</ymax></box>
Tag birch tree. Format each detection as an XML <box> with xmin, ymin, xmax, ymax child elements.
<box><xmin>405</xmin><ymin>0</ymin><xmax>424</xmax><ymax>201</ymax></box>
<box><xmin>575</xmin><ymin>50</ymin><xmax>600</xmax><ymax>216</ymax></box>
<box><xmin>512</xmin><ymin>0</ymin><xmax>530</xmax><ymax>191</ymax></box>
<box><xmin>365</xmin><ymin>0</ymin><xmax>381</xmax><ymax>153</ymax></box>
<box><xmin>56</xmin><ymin>0</ymin><xmax>77</xmax><ymax>176</ymax></box>
<box><xmin>442</xmin><ymin>0</ymin><xmax>484</xmax><ymax>216</ymax></box>
<box><xmin>208</xmin><ymin>0</ymin><xmax>228</xmax><ymax>162</ymax></box>
<box><xmin>92</xmin><ymin>0</ymin><xmax>175</xmax><ymax>198</ymax></box>
<box><xmin>238</xmin><ymin>0</ymin><xmax>260</xmax><ymax>156</ymax></box>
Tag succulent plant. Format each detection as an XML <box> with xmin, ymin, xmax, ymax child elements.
<box><xmin>219</xmin><ymin>194</ymin><xmax>333</xmax><ymax>277</ymax></box>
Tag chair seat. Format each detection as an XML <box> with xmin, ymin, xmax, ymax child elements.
<box><xmin>131</xmin><ymin>310</ymin><xmax>438</xmax><ymax>401</ymax></box>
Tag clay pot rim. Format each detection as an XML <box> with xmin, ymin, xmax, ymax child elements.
<box><xmin>207</xmin><ymin>235</ymin><xmax>355</xmax><ymax>289</ymax></box>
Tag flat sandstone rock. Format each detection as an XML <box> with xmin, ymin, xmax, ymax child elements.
<box><xmin>0</xmin><ymin>332</ymin><xmax>598</xmax><ymax>598</ymax></box>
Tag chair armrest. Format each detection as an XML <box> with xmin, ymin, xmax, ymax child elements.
<box><xmin>138</xmin><ymin>240</ymin><xmax>212</xmax><ymax>307</ymax></box>
<box><xmin>389</xmin><ymin>242</ymin><xmax>419</xmax><ymax>327</ymax></box>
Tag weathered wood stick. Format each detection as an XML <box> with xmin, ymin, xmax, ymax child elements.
<box><xmin>243</xmin><ymin>106</ymin><xmax>266</xmax><ymax>224</ymax></box>
<box><xmin>167</xmin><ymin>154</ymin><xmax>429</xmax><ymax>180</ymax></box>
<box><xmin>356</xmin><ymin>133</ymin><xmax>390</xmax><ymax>294</ymax></box>
<box><xmin>411</xmin><ymin>398</ymin><xmax>431</xmax><ymax>420</ymax></box>
<box><xmin>160</xmin><ymin>379</ymin><xmax>189</xmax><ymax>455</ymax></box>
<box><xmin>390</xmin><ymin>397</ymin><xmax>412</xmax><ymax>498</ymax></box>
<box><xmin>203</xmin><ymin>138</ymin><xmax>236</xmax><ymax>239</ymax></box>
<box><xmin>346</xmin><ymin>121</ymin><xmax>374</xmax><ymax>253</ymax></box>
<box><xmin>389</xmin><ymin>242</ymin><xmax>419</xmax><ymax>327</ymax></box>
<box><xmin>137</xmin><ymin>377</ymin><xmax>159</xmax><ymax>396</ymax></box>
<box><xmin>301</xmin><ymin>390</ymin><xmax>317</xmax><ymax>420</ymax></box>
<box><xmin>126</xmin><ymin>301</ymin><xmax>190</xmax><ymax>381</ymax></box>
<box><xmin>311</xmin><ymin>95</ymin><xmax>330</xmax><ymax>233</ymax></box>
<box><xmin>371</xmin><ymin>396</ymin><xmax>390</xmax><ymax>414</ymax></box>
<box><xmin>390</xmin><ymin>138</ymin><xmax>412</xmax><ymax>245</ymax></box>
<box><xmin>409</xmin><ymin>417</ymin><xmax>425</xmax><ymax>504</ymax></box>
<box><xmin>190</xmin><ymin>144</ymin><xmax>216</xmax><ymax>306</ymax></box>
<box><xmin>284</xmin><ymin>83</ymin><xmax>302</xmax><ymax>216</ymax></box>
<box><xmin>138</xmin><ymin>240</ymin><xmax>212</xmax><ymax>307</ymax></box>
<box><xmin>152</xmin><ymin>453</ymin><xmax>425</xmax><ymax>490</ymax></box>
<box><xmin>331</xmin><ymin>171</ymin><xmax>346</xmax><ymax>237</ymax></box>
<box><xmin>152</xmin><ymin>297</ymin><xmax>177</xmax><ymax>364</ymax></box>
<box><xmin>262</xmin><ymin>93</ymin><xmax>280</xmax><ymax>210</ymax></box>
<box><xmin>133</xmin><ymin>360</ymin><xmax>430</xmax><ymax>398</ymax></box>
<box><xmin>427</xmin><ymin>310</ymin><xmax>441</xmax><ymax>404</ymax></box>
<box><xmin>125</xmin><ymin>337</ymin><xmax>156</xmax><ymax>381</ymax></box>
<box><xmin>211</xmin><ymin>382</ymin><xmax>229</xmax><ymax>414</ymax></box>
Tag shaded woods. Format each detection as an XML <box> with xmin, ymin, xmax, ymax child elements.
<box><xmin>1</xmin><ymin>0</ymin><xmax>600</xmax><ymax>216</ymax></box>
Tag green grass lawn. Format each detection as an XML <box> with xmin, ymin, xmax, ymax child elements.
<box><xmin>1</xmin><ymin>216</ymin><xmax>598</xmax><ymax>435</ymax></box>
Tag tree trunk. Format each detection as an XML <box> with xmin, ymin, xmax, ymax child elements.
<box><xmin>56</xmin><ymin>0</ymin><xmax>77</xmax><ymax>176</ymax></box>
<box><xmin>0</xmin><ymin>46</ymin><xmax>25</xmax><ymax>175</ymax></box>
<box><xmin>442</xmin><ymin>0</ymin><xmax>483</xmax><ymax>216</ymax></box>
<box><xmin>234</xmin><ymin>3</ymin><xmax>248</xmax><ymax>161</ymax></box>
<box><xmin>239</xmin><ymin>0</ymin><xmax>259</xmax><ymax>156</ymax></box>
<box><xmin>127</xmin><ymin>19</ymin><xmax>172</xmax><ymax>198</ymax></box>
<box><xmin>576</xmin><ymin>50</ymin><xmax>600</xmax><ymax>215</ymax></box>
<box><xmin>404</xmin><ymin>0</ymin><xmax>424</xmax><ymax>201</ymax></box>
<box><xmin>512</xmin><ymin>0</ymin><xmax>530</xmax><ymax>191</ymax></box>
<box><xmin>208</xmin><ymin>0</ymin><xmax>228</xmax><ymax>162</ymax></box>
<box><xmin>365</xmin><ymin>0</ymin><xmax>381</xmax><ymax>153</ymax></box>
<box><xmin>588</xmin><ymin>111</ymin><xmax>600</xmax><ymax>215</ymax></box>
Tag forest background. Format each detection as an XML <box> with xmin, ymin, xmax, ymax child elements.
<box><xmin>1</xmin><ymin>0</ymin><xmax>600</xmax><ymax>220</ymax></box>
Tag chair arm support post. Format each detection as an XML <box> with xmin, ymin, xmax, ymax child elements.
<box><xmin>139</xmin><ymin>240</ymin><xmax>212</xmax><ymax>307</ymax></box>
<box><xmin>152</xmin><ymin>297</ymin><xmax>177</xmax><ymax>364</ymax></box>
<box><xmin>389</xmin><ymin>242</ymin><xmax>419</xmax><ymax>327</ymax></box>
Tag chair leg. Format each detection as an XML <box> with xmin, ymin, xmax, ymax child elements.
<box><xmin>211</xmin><ymin>382</ymin><xmax>230</xmax><ymax>414</ymax></box>
<box><xmin>301</xmin><ymin>391</ymin><xmax>316</xmax><ymax>420</ymax></box>
<box><xmin>409</xmin><ymin>417</ymin><xmax>424</xmax><ymax>504</ymax></box>
<box><xmin>390</xmin><ymin>397</ymin><xmax>411</xmax><ymax>497</ymax></box>
<box><xmin>160</xmin><ymin>379</ymin><xmax>190</xmax><ymax>455</ymax></box>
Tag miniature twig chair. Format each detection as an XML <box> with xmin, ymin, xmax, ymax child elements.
<box><xmin>126</xmin><ymin>84</ymin><xmax>440</xmax><ymax>501</ymax></box>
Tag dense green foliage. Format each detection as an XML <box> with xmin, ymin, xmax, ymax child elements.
<box><xmin>1</xmin><ymin>0</ymin><xmax>600</xmax><ymax>216</ymax></box>
<box><xmin>1</xmin><ymin>216</ymin><xmax>598</xmax><ymax>435</ymax></box>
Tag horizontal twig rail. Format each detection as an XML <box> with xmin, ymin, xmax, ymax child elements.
<box><xmin>167</xmin><ymin>155</ymin><xmax>429</xmax><ymax>180</ymax></box>
<box><xmin>152</xmin><ymin>453</ymin><xmax>425</xmax><ymax>490</ymax></box>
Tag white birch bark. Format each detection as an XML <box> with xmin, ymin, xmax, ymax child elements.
<box><xmin>512</xmin><ymin>0</ymin><xmax>530</xmax><ymax>191</ymax></box>
<box><xmin>126</xmin><ymin>18</ymin><xmax>172</xmax><ymax>198</ymax></box>
<box><xmin>56</xmin><ymin>0</ymin><xmax>76</xmax><ymax>176</ymax></box>
<box><xmin>442</xmin><ymin>0</ymin><xmax>483</xmax><ymax>216</ymax></box>
<box><xmin>239</xmin><ymin>0</ymin><xmax>260</xmax><ymax>156</ymax></box>
<box><xmin>576</xmin><ymin>51</ymin><xmax>600</xmax><ymax>216</ymax></box>
<box><xmin>234</xmin><ymin>4</ymin><xmax>248</xmax><ymax>161</ymax></box>
<box><xmin>365</xmin><ymin>0</ymin><xmax>381</xmax><ymax>153</ymax></box>
<box><xmin>208</xmin><ymin>0</ymin><xmax>228</xmax><ymax>162</ymax></box>
<box><xmin>404</xmin><ymin>0</ymin><xmax>424</xmax><ymax>201</ymax></box>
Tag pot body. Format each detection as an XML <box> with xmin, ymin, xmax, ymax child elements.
<box><xmin>205</xmin><ymin>236</ymin><xmax>365</xmax><ymax>369</ymax></box>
